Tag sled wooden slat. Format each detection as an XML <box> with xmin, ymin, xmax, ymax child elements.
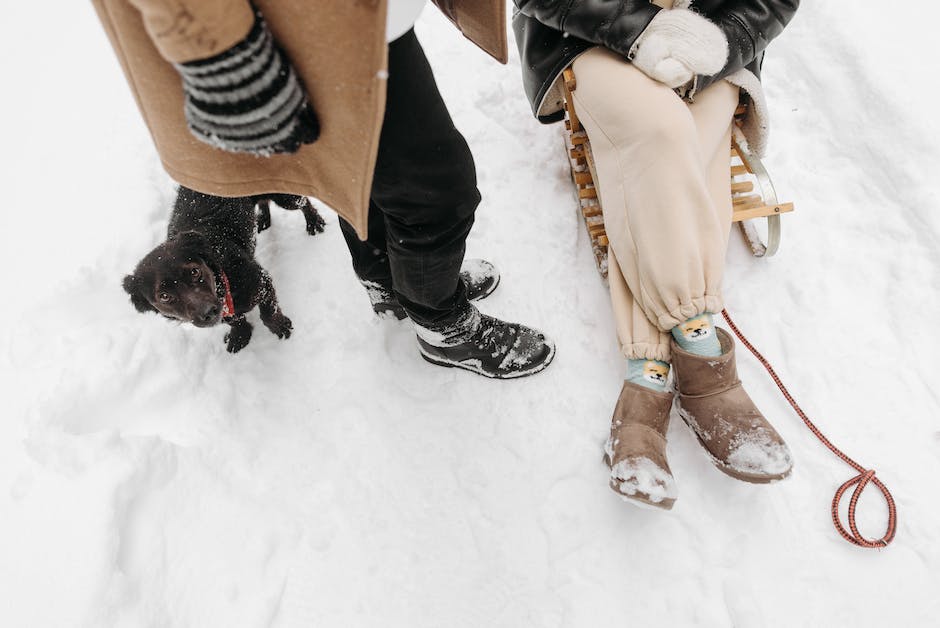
<box><xmin>733</xmin><ymin>194</ymin><xmax>763</xmax><ymax>207</ymax></box>
<box><xmin>564</xmin><ymin>71</ymin><xmax>582</xmax><ymax>133</ymax></box>
<box><xmin>565</xmin><ymin>73</ymin><xmax>577</xmax><ymax>91</ymax></box>
<box><xmin>733</xmin><ymin>202</ymin><xmax>794</xmax><ymax>222</ymax></box>
<box><xmin>579</xmin><ymin>187</ymin><xmax>598</xmax><ymax>199</ymax></box>
<box><xmin>574</xmin><ymin>171</ymin><xmax>594</xmax><ymax>184</ymax></box>
<box><xmin>560</xmin><ymin>67</ymin><xmax>793</xmax><ymax>277</ymax></box>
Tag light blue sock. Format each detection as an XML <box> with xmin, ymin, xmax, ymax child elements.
<box><xmin>671</xmin><ymin>313</ymin><xmax>722</xmax><ymax>357</ymax></box>
<box><xmin>626</xmin><ymin>358</ymin><xmax>670</xmax><ymax>392</ymax></box>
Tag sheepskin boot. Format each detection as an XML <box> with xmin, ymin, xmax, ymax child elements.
<box><xmin>671</xmin><ymin>327</ymin><xmax>793</xmax><ymax>483</ymax></box>
<box><xmin>604</xmin><ymin>381</ymin><xmax>677</xmax><ymax>509</ymax></box>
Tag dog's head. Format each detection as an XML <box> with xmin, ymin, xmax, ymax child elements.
<box><xmin>123</xmin><ymin>231</ymin><xmax>225</xmax><ymax>327</ymax></box>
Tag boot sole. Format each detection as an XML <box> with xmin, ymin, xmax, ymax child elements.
<box><xmin>675</xmin><ymin>405</ymin><xmax>792</xmax><ymax>484</ymax></box>
<box><xmin>418</xmin><ymin>340</ymin><xmax>555</xmax><ymax>380</ymax></box>
<box><xmin>603</xmin><ymin>453</ymin><xmax>676</xmax><ymax>510</ymax></box>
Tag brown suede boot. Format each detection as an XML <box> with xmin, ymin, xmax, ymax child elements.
<box><xmin>671</xmin><ymin>327</ymin><xmax>793</xmax><ymax>483</ymax></box>
<box><xmin>603</xmin><ymin>381</ymin><xmax>677</xmax><ymax>510</ymax></box>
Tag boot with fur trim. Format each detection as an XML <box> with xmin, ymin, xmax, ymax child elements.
<box><xmin>604</xmin><ymin>380</ymin><xmax>677</xmax><ymax>509</ymax></box>
<box><xmin>671</xmin><ymin>327</ymin><xmax>793</xmax><ymax>483</ymax></box>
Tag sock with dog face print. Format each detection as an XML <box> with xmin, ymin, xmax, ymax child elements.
<box><xmin>671</xmin><ymin>313</ymin><xmax>722</xmax><ymax>357</ymax></box>
<box><xmin>626</xmin><ymin>358</ymin><xmax>671</xmax><ymax>392</ymax></box>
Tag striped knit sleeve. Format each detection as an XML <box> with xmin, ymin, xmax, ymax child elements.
<box><xmin>173</xmin><ymin>13</ymin><xmax>319</xmax><ymax>156</ymax></box>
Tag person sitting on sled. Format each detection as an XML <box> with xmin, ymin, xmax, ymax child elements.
<box><xmin>91</xmin><ymin>0</ymin><xmax>555</xmax><ymax>379</ymax></box>
<box><xmin>513</xmin><ymin>0</ymin><xmax>800</xmax><ymax>508</ymax></box>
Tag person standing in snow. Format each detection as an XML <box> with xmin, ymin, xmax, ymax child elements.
<box><xmin>513</xmin><ymin>0</ymin><xmax>799</xmax><ymax>507</ymax></box>
<box><xmin>92</xmin><ymin>0</ymin><xmax>556</xmax><ymax>379</ymax></box>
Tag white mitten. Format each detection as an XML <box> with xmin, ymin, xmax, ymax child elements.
<box><xmin>630</xmin><ymin>9</ymin><xmax>729</xmax><ymax>88</ymax></box>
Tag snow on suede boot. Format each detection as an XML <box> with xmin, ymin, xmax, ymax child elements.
<box><xmin>604</xmin><ymin>381</ymin><xmax>677</xmax><ymax>510</ymax></box>
<box><xmin>670</xmin><ymin>328</ymin><xmax>793</xmax><ymax>483</ymax></box>
<box><xmin>415</xmin><ymin>305</ymin><xmax>555</xmax><ymax>379</ymax></box>
<box><xmin>366</xmin><ymin>259</ymin><xmax>501</xmax><ymax>320</ymax></box>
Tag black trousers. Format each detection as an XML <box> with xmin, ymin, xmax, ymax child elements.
<box><xmin>339</xmin><ymin>29</ymin><xmax>479</xmax><ymax>328</ymax></box>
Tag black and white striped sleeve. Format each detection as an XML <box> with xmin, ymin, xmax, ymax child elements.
<box><xmin>173</xmin><ymin>13</ymin><xmax>319</xmax><ymax>156</ymax></box>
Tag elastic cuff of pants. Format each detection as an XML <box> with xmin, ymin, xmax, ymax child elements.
<box><xmin>621</xmin><ymin>342</ymin><xmax>672</xmax><ymax>363</ymax></box>
<box><xmin>655</xmin><ymin>294</ymin><xmax>724</xmax><ymax>332</ymax></box>
<box><xmin>413</xmin><ymin>303</ymin><xmax>480</xmax><ymax>347</ymax></box>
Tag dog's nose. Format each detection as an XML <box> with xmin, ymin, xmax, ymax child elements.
<box><xmin>199</xmin><ymin>305</ymin><xmax>220</xmax><ymax>323</ymax></box>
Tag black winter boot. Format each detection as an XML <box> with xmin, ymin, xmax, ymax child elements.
<box><xmin>415</xmin><ymin>305</ymin><xmax>555</xmax><ymax>379</ymax></box>
<box><xmin>365</xmin><ymin>259</ymin><xmax>501</xmax><ymax>320</ymax></box>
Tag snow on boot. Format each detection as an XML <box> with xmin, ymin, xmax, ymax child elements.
<box><xmin>360</xmin><ymin>280</ymin><xmax>406</xmax><ymax>320</ymax></box>
<box><xmin>458</xmin><ymin>258</ymin><xmax>501</xmax><ymax>301</ymax></box>
<box><xmin>604</xmin><ymin>380</ymin><xmax>677</xmax><ymax>510</ymax></box>
<box><xmin>364</xmin><ymin>258</ymin><xmax>501</xmax><ymax>320</ymax></box>
<box><xmin>670</xmin><ymin>327</ymin><xmax>793</xmax><ymax>483</ymax></box>
<box><xmin>415</xmin><ymin>306</ymin><xmax>555</xmax><ymax>379</ymax></box>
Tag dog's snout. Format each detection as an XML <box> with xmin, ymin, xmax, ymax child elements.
<box><xmin>199</xmin><ymin>305</ymin><xmax>220</xmax><ymax>323</ymax></box>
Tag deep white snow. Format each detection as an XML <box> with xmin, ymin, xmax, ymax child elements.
<box><xmin>3</xmin><ymin>2</ymin><xmax>940</xmax><ymax>627</ymax></box>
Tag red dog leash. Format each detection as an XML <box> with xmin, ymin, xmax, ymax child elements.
<box><xmin>720</xmin><ymin>309</ymin><xmax>897</xmax><ymax>548</ymax></box>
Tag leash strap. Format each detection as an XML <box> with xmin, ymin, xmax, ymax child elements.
<box><xmin>720</xmin><ymin>309</ymin><xmax>897</xmax><ymax>548</ymax></box>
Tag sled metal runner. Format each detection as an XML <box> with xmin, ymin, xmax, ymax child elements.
<box><xmin>560</xmin><ymin>68</ymin><xmax>793</xmax><ymax>279</ymax></box>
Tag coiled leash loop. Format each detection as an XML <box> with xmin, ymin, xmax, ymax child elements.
<box><xmin>720</xmin><ymin>309</ymin><xmax>897</xmax><ymax>548</ymax></box>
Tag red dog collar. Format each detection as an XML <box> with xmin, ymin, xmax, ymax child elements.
<box><xmin>219</xmin><ymin>271</ymin><xmax>235</xmax><ymax>319</ymax></box>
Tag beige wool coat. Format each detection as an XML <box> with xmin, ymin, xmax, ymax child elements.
<box><xmin>91</xmin><ymin>0</ymin><xmax>508</xmax><ymax>239</ymax></box>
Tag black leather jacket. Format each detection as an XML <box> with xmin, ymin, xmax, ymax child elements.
<box><xmin>513</xmin><ymin>0</ymin><xmax>799</xmax><ymax>123</ymax></box>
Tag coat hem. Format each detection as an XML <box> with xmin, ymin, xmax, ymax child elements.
<box><xmin>159</xmin><ymin>161</ymin><xmax>369</xmax><ymax>237</ymax></box>
<box><xmin>534</xmin><ymin>47</ymin><xmax>592</xmax><ymax>122</ymax></box>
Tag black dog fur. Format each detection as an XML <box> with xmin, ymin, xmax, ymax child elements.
<box><xmin>123</xmin><ymin>186</ymin><xmax>325</xmax><ymax>352</ymax></box>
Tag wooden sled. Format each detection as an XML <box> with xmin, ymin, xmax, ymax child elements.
<box><xmin>560</xmin><ymin>68</ymin><xmax>793</xmax><ymax>279</ymax></box>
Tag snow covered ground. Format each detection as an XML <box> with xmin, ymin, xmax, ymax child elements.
<box><xmin>3</xmin><ymin>3</ymin><xmax>940</xmax><ymax>626</ymax></box>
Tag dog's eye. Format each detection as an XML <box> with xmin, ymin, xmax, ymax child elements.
<box><xmin>158</xmin><ymin>292</ymin><xmax>172</xmax><ymax>303</ymax></box>
<box><xmin>190</xmin><ymin>268</ymin><xmax>201</xmax><ymax>279</ymax></box>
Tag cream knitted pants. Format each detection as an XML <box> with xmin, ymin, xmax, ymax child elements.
<box><xmin>571</xmin><ymin>46</ymin><xmax>740</xmax><ymax>362</ymax></box>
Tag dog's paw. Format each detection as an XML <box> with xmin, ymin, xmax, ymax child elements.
<box><xmin>224</xmin><ymin>325</ymin><xmax>253</xmax><ymax>353</ymax></box>
<box><xmin>305</xmin><ymin>210</ymin><xmax>326</xmax><ymax>236</ymax></box>
<box><xmin>265</xmin><ymin>313</ymin><xmax>293</xmax><ymax>340</ymax></box>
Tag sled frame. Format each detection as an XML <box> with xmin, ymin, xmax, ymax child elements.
<box><xmin>560</xmin><ymin>68</ymin><xmax>793</xmax><ymax>279</ymax></box>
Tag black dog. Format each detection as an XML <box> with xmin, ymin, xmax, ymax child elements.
<box><xmin>123</xmin><ymin>186</ymin><xmax>325</xmax><ymax>352</ymax></box>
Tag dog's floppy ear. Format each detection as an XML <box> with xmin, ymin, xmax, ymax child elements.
<box><xmin>123</xmin><ymin>274</ymin><xmax>157</xmax><ymax>313</ymax></box>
